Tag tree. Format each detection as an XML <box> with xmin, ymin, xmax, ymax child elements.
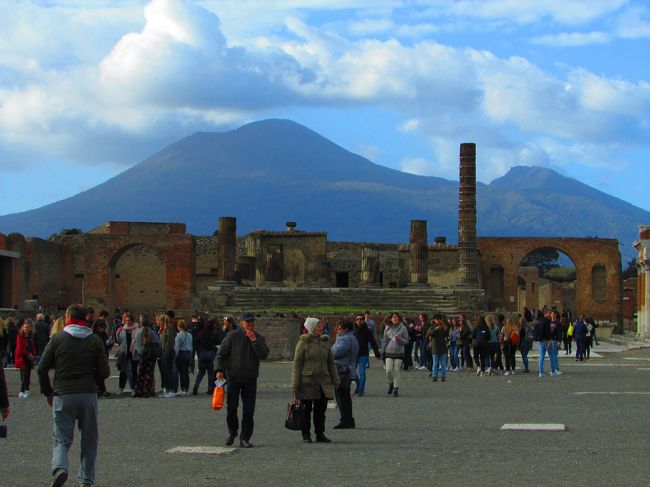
<box><xmin>622</xmin><ymin>258</ymin><xmax>637</xmax><ymax>280</ymax></box>
<box><xmin>521</xmin><ymin>248</ymin><xmax>560</xmax><ymax>274</ymax></box>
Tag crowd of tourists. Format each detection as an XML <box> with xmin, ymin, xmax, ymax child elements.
<box><xmin>0</xmin><ymin>304</ymin><xmax>603</xmax><ymax>486</ymax></box>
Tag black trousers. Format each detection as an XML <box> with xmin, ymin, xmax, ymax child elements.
<box><xmin>503</xmin><ymin>342</ymin><xmax>516</xmax><ymax>371</ymax></box>
<box><xmin>302</xmin><ymin>391</ymin><xmax>328</xmax><ymax>436</ymax></box>
<box><xmin>334</xmin><ymin>376</ymin><xmax>353</xmax><ymax>426</ymax></box>
<box><xmin>226</xmin><ymin>379</ymin><xmax>257</xmax><ymax>441</ymax></box>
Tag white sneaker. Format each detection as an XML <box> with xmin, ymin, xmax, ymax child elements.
<box><xmin>164</xmin><ymin>392</ymin><xmax>176</xmax><ymax>398</ymax></box>
<box><xmin>476</xmin><ymin>367</ymin><xmax>480</xmax><ymax>376</ymax></box>
<box><xmin>555</xmin><ymin>370</ymin><xmax>562</xmax><ymax>375</ymax></box>
<box><xmin>479</xmin><ymin>371</ymin><xmax>484</xmax><ymax>377</ymax></box>
<box><xmin>504</xmin><ymin>371</ymin><xmax>509</xmax><ymax>376</ymax></box>
<box><xmin>18</xmin><ymin>392</ymin><xmax>25</xmax><ymax>398</ymax></box>
<box><xmin>539</xmin><ymin>373</ymin><xmax>544</xmax><ymax>378</ymax></box>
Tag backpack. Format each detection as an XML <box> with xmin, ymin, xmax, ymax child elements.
<box><xmin>509</xmin><ymin>330</ymin><xmax>520</xmax><ymax>347</ymax></box>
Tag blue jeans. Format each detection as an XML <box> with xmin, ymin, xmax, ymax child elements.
<box><xmin>432</xmin><ymin>353</ymin><xmax>447</xmax><ymax>378</ymax></box>
<box><xmin>194</xmin><ymin>350</ymin><xmax>216</xmax><ymax>391</ymax></box>
<box><xmin>549</xmin><ymin>340</ymin><xmax>560</xmax><ymax>373</ymax></box>
<box><xmin>520</xmin><ymin>345</ymin><xmax>529</xmax><ymax>371</ymax></box>
<box><xmin>356</xmin><ymin>355</ymin><xmax>369</xmax><ymax>394</ymax></box>
<box><xmin>449</xmin><ymin>343</ymin><xmax>459</xmax><ymax>369</ymax></box>
<box><xmin>537</xmin><ymin>341</ymin><xmax>548</xmax><ymax>375</ymax></box>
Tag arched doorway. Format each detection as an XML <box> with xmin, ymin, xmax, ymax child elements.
<box><xmin>519</xmin><ymin>247</ymin><xmax>577</xmax><ymax>315</ymax></box>
<box><xmin>109</xmin><ymin>244</ymin><xmax>166</xmax><ymax>313</ymax></box>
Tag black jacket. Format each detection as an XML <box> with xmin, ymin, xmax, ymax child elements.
<box><xmin>354</xmin><ymin>323</ymin><xmax>380</xmax><ymax>358</ymax></box>
<box><xmin>215</xmin><ymin>328</ymin><xmax>269</xmax><ymax>382</ymax></box>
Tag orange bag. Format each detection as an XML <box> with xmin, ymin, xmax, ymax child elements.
<box><xmin>212</xmin><ymin>385</ymin><xmax>224</xmax><ymax>411</ymax></box>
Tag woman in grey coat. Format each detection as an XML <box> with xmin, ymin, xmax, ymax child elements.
<box><xmin>292</xmin><ymin>317</ymin><xmax>340</xmax><ymax>444</ymax></box>
<box><xmin>382</xmin><ymin>312</ymin><xmax>410</xmax><ymax>397</ymax></box>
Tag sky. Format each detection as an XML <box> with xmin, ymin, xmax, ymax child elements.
<box><xmin>1</xmin><ymin>0</ymin><xmax>649</xmax><ymax>217</ymax></box>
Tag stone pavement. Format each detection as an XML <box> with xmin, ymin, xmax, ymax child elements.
<box><xmin>1</xmin><ymin>344</ymin><xmax>649</xmax><ymax>487</ymax></box>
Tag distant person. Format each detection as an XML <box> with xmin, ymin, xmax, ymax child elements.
<box><xmin>215</xmin><ymin>312</ymin><xmax>269</xmax><ymax>448</ymax></box>
<box><xmin>37</xmin><ymin>303</ymin><xmax>110</xmax><ymax>487</ymax></box>
<box><xmin>352</xmin><ymin>314</ymin><xmax>381</xmax><ymax>396</ymax></box>
<box><xmin>381</xmin><ymin>312</ymin><xmax>409</xmax><ymax>397</ymax></box>
<box><xmin>192</xmin><ymin>319</ymin><xmax>219</xmax><ymax>395</ymax></box>
<box><xmin>0</xmin><ymin>353</ymin><xmax>9</xmax><ymax>421</ymax></box>
<box><xmin>15</xmin><ymin>320</ymin><xmax>36</xmax><ymax>398</ymax></box>
<box><xmin>429</xmin><ymin>314</ymin><xmax>448</xmax><ymax>382</ymax></box>
<box><xmin>33</xmin><ymin>313</ymin><xmax>50</xmax><ymax>364</ymax></box>
<box><xmin>331</xmin><ymin>320</ymin><xmax>358</xmax><ymax>429</ymax></box>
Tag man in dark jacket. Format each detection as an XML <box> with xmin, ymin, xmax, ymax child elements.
<box><xmin>353</xmin><ymin>314</ymin><xmax>381</xmax><ymax>396</ymax></box>
<box><xmin>37</xmin><ymin>303</ymin><xmax>110</xmax><ymax>487</ymax></box>
<box><xmin>215</xmin><ymin>311</ymin><xmax>269</xmax><ymax>448</ymax></box>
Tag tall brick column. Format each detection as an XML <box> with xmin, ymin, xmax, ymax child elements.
<box><xmin>409</xmin><ymin>220</ymin><xmax>428</xmax><ymax>286</ymax></box>
<box><xmin>458</xmin><ymin>143</ymin><xmax>479</xmax><ymax>287</ymax></box>
<box><xmin>217</xmin><ymin>217</ymin><xmax>238</xmax><ymax>283</ymax></box>
<box><xmin>634</xmin><ymin>225</ymin><xmax>650</xmax><ymax>338</ymax></box>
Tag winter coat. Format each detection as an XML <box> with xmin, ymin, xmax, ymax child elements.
<box><xmin>14</xmin><ymin>333</ymin><xmax>36</xmax><ymax>370</ymax></box>
<box><xmin>331</xmin><ymin>331</ymin><xmax>359</xmax><ymax>379</ymax></box>
<box><xmin>292</xmin><ymin>334</ymin><xmax>339</xmax><ymax>400</ymax></box>
<box><xmin>215</xmin><ymin>328</ymin><xmax>269</xmax><ymax>382</ymax></box>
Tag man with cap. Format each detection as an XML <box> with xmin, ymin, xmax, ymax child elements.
<box><xmin>215</xmin><ymin>312</ymin><xmax>269</xmax><ymax>448</ymax></box>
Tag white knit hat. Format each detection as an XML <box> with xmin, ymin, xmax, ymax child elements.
<box><xmin>304</xmin><ymin>317</ymin><xmax>320</xmax><ymax>334</ymax></box>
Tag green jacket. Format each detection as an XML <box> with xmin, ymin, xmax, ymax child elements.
<box><xmin>37</xmin><ymin>326</ymin><xmax>110</xmax><ymax>396</ymax></box>
<box><xmin>292</xmin><ymin>334</ymin><xmax>339</xmax><ymax>400</ymax></box>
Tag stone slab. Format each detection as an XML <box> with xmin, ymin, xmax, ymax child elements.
<box><xmin>501</xmin><ymin>423</ymin><xmax>566</xmax><ymax>431</ymax></box>
<box><xmin>166</xmin><ymin>446</ymin><xmax>237</xmax><ymax>455</ymax></box>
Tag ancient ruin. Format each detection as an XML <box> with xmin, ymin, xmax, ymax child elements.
<box><xmin>0</xmin><ymin>144</ymin><xmax>625</xmax><ymax>326</ymax></box>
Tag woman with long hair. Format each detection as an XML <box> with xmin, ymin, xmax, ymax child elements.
<box><xmin>174</xmin><ymin>320</ymin><xmax>193</xmax><ymax>396</ymax></box>
<box><xmin>159</xmin><ymin>314</ymin><xmax>177</xmax><ymax>397</ymax></box>
<box><xmin>133</xmin><ymin>319</ymin><xmax>159</xmax><ymax>398</ymax></box>
<box><xmin>15</xmin><ymin>320</ymin><xmax>36</xmax><ymax>398</ymax></box>
<box><xmin>381</xmin><ymin>312</ymin><xmax>410</xmax><ymax>397</ymax></box>
<box><xmin>50</xmin><ymin>317</ymin><xmax>65</xmax><ymax>336</ymax></box>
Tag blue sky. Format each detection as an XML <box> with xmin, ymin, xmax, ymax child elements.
<box><xmin>1</xmin><ymin>0</ymin><xmax>649</xmax><ymax>217</ymax></box>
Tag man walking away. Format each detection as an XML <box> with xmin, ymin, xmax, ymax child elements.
<box><xmin>215</xmin><ymin>311</ymin><xmax>269</xmax><ymax>448</ymax></box>
<box><xmin>38</xmin><ymin>303</ymin><xmax>110</xmax><ymax>487</ymax></box>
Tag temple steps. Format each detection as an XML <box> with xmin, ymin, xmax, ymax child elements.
<box><xmin>197</xmin><ymin>286</ymin><xmax>465</xmax><ymax>315</ymax></box>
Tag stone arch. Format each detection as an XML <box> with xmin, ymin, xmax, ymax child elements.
<box><xmin>518</xmin><ymin>246</ymin><xmax>577</xmax><ymax>313</ymax></box>
<box><xmin>108</xmin><ymin>244</ymin><xmax>166</xmax><ymax>312</ymax></box>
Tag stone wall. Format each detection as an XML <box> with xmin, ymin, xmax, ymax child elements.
<box><xmin>254</xmin><ymin>317</ymin><xmax>303</xmax><ymax>360</ymax></box>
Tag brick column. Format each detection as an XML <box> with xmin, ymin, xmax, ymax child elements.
<box><xmin>409</xmin><ymin>220</ymin><xmax>428</xmax><ymax>286</ymax></box>
<box><xmin>360</xmin><ymin>247</ymin><xmax>380</xmax><ymax>287</ymax></box>
<box><xmin>217</xmin><ymin>217</ymin><xmax>237</xmax><ymax>283</ymax></box>
<box><xmin>458</xmin><ymin>143</ymin><xmax>479</xmax><ymax>287</ymax></box>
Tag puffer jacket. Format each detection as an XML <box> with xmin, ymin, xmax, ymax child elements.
<box><xmin>292</xmin><ymin>334</ymin><xmax>339</xmax><ymax>400</ymax></box>
<box><xmin>331</xmin><ymin>331</ymin><xmax>359</xmax><ymax>379</ymax></box>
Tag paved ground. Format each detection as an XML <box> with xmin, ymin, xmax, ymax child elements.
<box><xmin>1</xmin><ymin>343</ymin><xmax>649</xmax><ymax>487</ymax></box>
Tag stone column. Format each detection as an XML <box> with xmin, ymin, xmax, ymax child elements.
<box><xmin>217</xmin><ymin>217</ymin><xmax>237</xmax><ymax>283</ymax></box>
<box><xmin>360</xmin><ymin>247</ymin><xmax>380</xmax><ymax>287</ymax></box>
<box><xmin>458</xmin><ymin>143</ymin><xmax>479</xmax><ymax>287</ymax></box>
<box><xmin>634</xmin><ymin>225</ymin><xmax>650</xmax><ymax>338</ymax></box>
<box><xmin>409</xmin><ymin>220</ymin><xmax>428</xmax><ymax>286</ymax></box>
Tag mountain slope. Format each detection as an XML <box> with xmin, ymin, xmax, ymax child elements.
<box><xmin>0</xmin><ymin>119</ymin><xmax>646</xmax><ymax>261</ymax></box>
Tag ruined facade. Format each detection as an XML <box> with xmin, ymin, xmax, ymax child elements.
<box><xmin>633</xmin><ymin>225</ymin><xmax>650</xmax><ymax>337</ymax></box>
<box><xmin>0</xmin><ymin>145</ymin><xmax>626</xmax><ymax>324</ymax></box>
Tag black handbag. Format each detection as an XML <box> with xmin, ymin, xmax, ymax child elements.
<box><xmin>284</xmin><ymin>401</ymin><xmax>305</xmax><ymax>431</ymax></box>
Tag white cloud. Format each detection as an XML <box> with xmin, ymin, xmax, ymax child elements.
<box><xmin>398</xmin><ymin>118</ymin><xmax>420</xmax><ymax>133</ymax></box>
<box><xmin>530</xmin><ymin>31</ymin><xmax>610</xmax><ymax>46</ymax></box>
<box><xmin>615</xmin><ymin>5</ymin><xmax>650</xmax><ymax>38</ymax></box>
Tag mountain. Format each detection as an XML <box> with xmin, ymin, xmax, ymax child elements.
<box><xmin>0</xmin><ymin>119</ymin><xmax>647</xmax><ymax>261</ymax></box>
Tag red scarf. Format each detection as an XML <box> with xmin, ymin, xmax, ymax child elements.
<box><xmin>65</xmin><ymin>318</ymin><xmax>89</xmax><ymax>327</ymax></box>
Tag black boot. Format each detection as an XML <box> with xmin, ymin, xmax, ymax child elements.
<box><xmin>302</xmin><ymin>432</ymin><xmax>312</xmax><ymax>443</ymax></box>
<box><xmin>192</xmin><ymin>385</ymin><xmax>198</xmax><ymax>396</ymax></box>
<box><xmin>315</xmin><ymin>434</ymin><xmax>331</xmax><ymax>443</ymax></box>
<box><xmin>387</xmin><ymin>383</ymin><xmax>394</xmax><ymax>395</ymax></box>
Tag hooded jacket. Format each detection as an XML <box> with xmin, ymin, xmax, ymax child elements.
<box><xmin>37</xmin><ymin>324</ymin><xmax>110</xmax><ymax>396</ymax></box>
<box><xmin>292</xmin><ymin>334</ymin><xmax>339</xmax><ymax>400</ymax></box>
<box><xmin>382</xmin><ymin>323</ymin><xmax>410</xmax><ymax>359</ymax></box>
